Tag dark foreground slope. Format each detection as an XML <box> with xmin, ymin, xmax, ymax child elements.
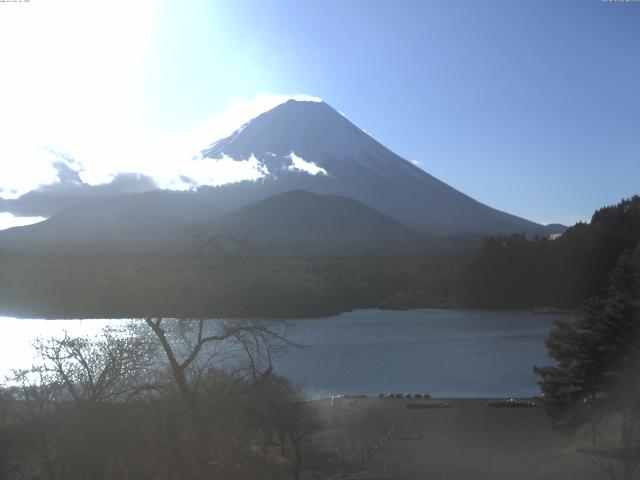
<box><xmin>0</xmin><ymin>190</ymin><xmax>426</xmax><ymax>255</ymax></box>
<box><xmin>0</xmin><ymin>190</ymin><xmax>467</xmax><ymax>319</ymax></box>
<box><xmin>210</xmin><ymin>190</ymin><xmax>415</xmax><ymax>254</ymax></box>
<box><xmin>0</xmin><ymin>251</ymin><xmax>464</xmax><ymax>318</ymax></box>
<box><xmin>0</xmin><ymin>189</ymin><xmax>213</xmax><ymax>252</ymax></box>
<box><xmin>458</xmin><ymin>195</ymin><xmax>640</xmax><ymax>308</ymax></box>
<box><xmin>0</xmin><ymin>188</ymin><xmax>481</xmax><ymax>256</ymax></box>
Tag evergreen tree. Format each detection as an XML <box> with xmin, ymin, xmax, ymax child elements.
<box><xmin>459</xmin><ymin>195</ymin><xmax>640</xmax><ymax>309</ymax></box>
<box><xmin>534</xmin><ymin>243</ymin><xmax>640</xmax><ymax>446</ymax></box>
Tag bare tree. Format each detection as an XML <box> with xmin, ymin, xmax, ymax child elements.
<box><xmin>9</xmin><ymin>325</ymin><xmax>157</xmax><ymax>480</ymax></box>
<box><xmin>0</xmin><ymin>387</ymin><xmax>15</xmax><ymax>480</ymax></box>
<box><xmin>143</xmin><ymin>317</ymin><xmax>293</xmax><ymax>479</ymax></box>
<box><xmin>28</xmin><ymin>325</ymin><xmax>155</xmax><ymax>405</ymax></box>
<box><xmin>270</xmin><ymin>397</ymin><xmax>323</xmax><ymax>480</ymax></box>
<box><xmin>577</xmin><ymin>413</ymin><xmax>640</xmax><ymax>480</ymax></box>
<box><xmin>579</xmin><ymin>447</ymin><xmax>640</xmax><ymax>480</ymax></box>
<box><xmin>10</xmin><ymin>368</ymin><xmax>61</xmax><ymax>480</ymax></box>
<box><xmin>327</xmin><ymin>429</ymin><xmax>392</xmax><ymax>480</ymax></box>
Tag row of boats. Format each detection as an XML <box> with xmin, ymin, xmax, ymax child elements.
<box><xmin>327</xmin><ymin>394</ymin><xmax>538</xmax><ymax>409</ymax></box>
<box><xmin>405</xmin><ymin>400</ymin><xmax>451</xmax><ymax>409</ymax></box>
<box><xmin>405</xmin><ymin>398</ymin><xmax>537</xmax><ymax>409</ymax></box>
<box><xmin>378</xmin><ymin>393</ymin><xmax>432</xmax><ymax>399</ymax></box>
<box><xmin>486</xmin><ymin>398</ymin><xmax>537</xmax><ymax>408</ymax></box>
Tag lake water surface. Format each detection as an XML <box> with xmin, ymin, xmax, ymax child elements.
<box><xmin>0</xmin><ymin>309</ymin><xmax>565</xmax><ymax>397</ymax></box>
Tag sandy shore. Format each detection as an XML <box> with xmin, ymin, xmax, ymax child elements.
<box><xmin>314</xmin><ymin>397</ymin><xmax>606</xmax><ymax>480</ymax></box>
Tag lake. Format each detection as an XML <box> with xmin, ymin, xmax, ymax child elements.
<box><xmin>0</xmin><ymin>309</ymin><xmax>564</xmax><ymax>398</ymax></box>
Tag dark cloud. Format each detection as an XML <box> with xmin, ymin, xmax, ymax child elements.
<box><xmin>0</xmin><ymin>172</ymin><xmax>159</xmax><ymax>218</ymax></box>
<box><xmin>179</xmin><ymin>175</ymin><xmax>198</xmax><ymax>187</ymax></box>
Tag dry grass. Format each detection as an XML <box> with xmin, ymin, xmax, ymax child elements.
<box><xmin>312</xmin><ymin>397</ymin><xmax>606</xmax><ymax>480</ymax></box>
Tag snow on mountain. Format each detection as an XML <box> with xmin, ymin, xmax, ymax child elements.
<box><xmin>201</xmin><ymin>100</ymin><xmax>418</xmax><ymax>179</ymax></box>
<box><xmin>285</xmin><ymin>152</ymin><xmax>327</xmax><ymax>176</ymax></box>
<box><xmin>0</xmin><ymin>99</ymin><xmax>563</xmax><ymax>246</ymax></box>
<box><xmin>199</xmin><ymin>99</ymin><xmax>554</xmax><ymax>235</ymax></box>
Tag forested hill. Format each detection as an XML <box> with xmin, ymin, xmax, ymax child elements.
<box><xmin>457</xmin><ymin>196</ymin><xmax>640</xmax><ymax>309</ymax></box>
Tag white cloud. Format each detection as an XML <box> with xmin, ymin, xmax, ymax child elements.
<box><xmin>0</xmin><ymin>0</ymin><xmax>156</xmax><ymax>196</ymax></box>
<box><xmin>0</xmin><ymin>92</ymin><xmax>321</xmax><ymax>199</ymax></box>
<box><xmin>0</xmin><ymin>3</ymin><xmax>317</xmax><ymax>201</ymax></box>
<box><xmin>286</xmin><ymin>152</ymin><xmax>328</xmax><ymax>176</ymax></box>
<box><xmin>0</xmin><ymin>146</ymin><xmax>61</xmax><ymax>199</ymax></box>
<box><xmin>0</xmin><ymin>213</ymin><xmax>46</xmax><ymax>232</ymax></box>
<box><xmin>167</xmin><ymin>154</ymin><xmax>269</xmax><ymax>191</ymax></box>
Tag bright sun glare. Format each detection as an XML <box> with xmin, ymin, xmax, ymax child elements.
<box><xmin>0</xmin><ymin>0</ymin><xmax>320</xmax><ymax>230</ymax></box>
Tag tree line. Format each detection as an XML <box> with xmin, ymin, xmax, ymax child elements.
<box><xmin>0</xmin><ymin>252</ymin><xmax>462</xmax><ymax>319</ymax></box>
<box><xmin>459</xmin><ymin>196</ymin><xmax>640</xmax><ymax>309</ymax></box>
<box><xmin>1</xmin><ymin>196</ymin><xmax>639</xmax><ymax>318</ymax></box>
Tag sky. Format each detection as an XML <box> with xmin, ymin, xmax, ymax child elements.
<box><xmin>0</xmin><ymin>0</ymin><xmax>638</xmax><ymax>228</ymax></box>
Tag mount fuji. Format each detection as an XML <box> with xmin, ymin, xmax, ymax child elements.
<box><xmin>0</xmin><ymin>99</ymin><xmax>562</xmax><ymax>253</ymax></box>
<box><xmin>200</xmin><ymin>99</ymin><xmax>554</xmax><ymax>235</ymax></box>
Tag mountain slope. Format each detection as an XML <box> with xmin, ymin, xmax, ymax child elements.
<box><xmin>201</xmin><ymin>100</ymin><xmax>555</xmax><ymax>235</ymax></box>
<box><xmin>210</xmin><ymin>190</ymin><xmax>414</xmax><ymax>253</ymax></box>
<box><xmin>0</xmin><ymin>190</ymin><xmax>420</xmax><ymax>255</ymax></box>
<box><xmin>0</xmin><ymin>190</ymin><xmax>211</xmax><ymax>252</ymax></box>
<box><xmin>0</xmin><ymin>99</ymin><xmax>563</xmax><ymax>254</ymax></box>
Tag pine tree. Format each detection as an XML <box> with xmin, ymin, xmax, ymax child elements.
<box><xmin>534</xmin><ymin>243</ymin><xmax>640</xmax><ymax>446</ymax></box>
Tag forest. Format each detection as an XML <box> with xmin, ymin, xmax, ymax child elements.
<box><xmin>0</xmin><ymin>251</ymin><xmax>462</xmax><ymax>319</ymax></box>
<box><xmin>0</xmin><ymin>196</ymin><xmax>638</xmax><ymax>318</ymax></box>
<box><xmin>459</xmin><ymin>196</ymin><xmax>640</xmax><ymax>309</ymax></box>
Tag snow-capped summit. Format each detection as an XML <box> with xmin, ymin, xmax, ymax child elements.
<box><xmin>202</xmin><ymin>100</ymin><xmax>423</xmax><ymax>181</ymax></box>
<box><xmin>0</xmin><ymin>99</ymin><xmax>562</xmax><ymax>251</ymax></box>
<box><xmin>200</xmin><ymin>99</ymin><xmax>551</xmax><ymax>235</ymax></box>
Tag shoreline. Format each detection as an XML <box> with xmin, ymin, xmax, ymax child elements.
<box><xmin>0</xmin><ymin>305</ymin><xmax>576</xmax><ymax>321</ymax></box>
